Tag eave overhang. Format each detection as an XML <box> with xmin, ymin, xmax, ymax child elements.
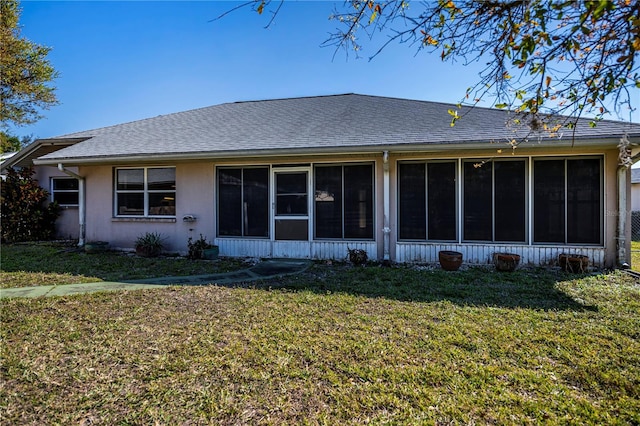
<box><xmin>31</xmin><ymin>135</ymin><xmax>635</xmax><ymax>167</ymax></box>
<box><xmin>1</xmin><ymin>138</ymin><xmax>90</xmax><ymax>172</ymax></box>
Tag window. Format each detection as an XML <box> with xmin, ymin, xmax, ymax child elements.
<box><xmin>463</xmin><ymin>162</ymin><xmax>493</xmax><ymax>241</ymax></box>
<box><xmin>534</xmin><ymin>158</ymin><xmax>602</xmax><ymax>244</ymax></box>
<box><xmin>314</xmin><ymin>163</ymin><xmax>374</xmax><ymax>239</ymax></box>
<box><xmin>115</xmin><ymin>167</ymin><xmax>175</xmax><ymax>216</ymax></box>
<box><xmin>217</xmin><ymin>167</ymin><xmax>269</xmax><ymax>237</ymax></box>
<box><xmin>398</xmin><ymin>161</ymin><xmax>456</xmax><ymax>241</ymax></box>
<box><xmin>463</xmin><ymin>160</ymin><xmax>526</xmax><ymax>242</ymax></box>
<box><xmin>276</xmin><ymin>172</ymin><xmax>308</xmax><ymax>216</ymax></box>
<box><xmin>51</xmin><ymin>177</ymin><xmax>79</xmax><ymax>206</ymax></box>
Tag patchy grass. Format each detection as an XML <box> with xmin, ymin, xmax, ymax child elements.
<box><xmin>632</xmin><ymin>241</ymin><xmax>640</xmax><ymax>270</ymax></box>
<box><xmin>1</xmin><ymin>264</ymin><xmax>639</xmax><ymax>424</ymax></box>
<box><xmin>0</xmin><ymin>243</ymin><xmax>250</xmax><ymax>288</ymax></box>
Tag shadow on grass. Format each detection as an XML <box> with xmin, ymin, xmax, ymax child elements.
<box><xmin>0</xmin><ymin>243</ymin><xmax>250</xmax><ymax>283</ymax></box>
<box><xmin>249</xmin><ymin>264</ymin><xmax>598</xmax><ymax>311</ymax></box>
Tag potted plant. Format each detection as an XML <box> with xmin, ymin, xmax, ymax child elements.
<box><xmin>438</xmin><ymin>250</ymin><xmax>463</xmax><ymax>271</ymax></box>
<box><xmin>134</xmin><ymin>232</ymin><xmax>165</xmax><ymax>257</ymax></box>
<box><xmin>347</xmin><ymin>247</ymin><xmax>368</xmax><ymax>266</ymax></box>
<box><xmin>187</xmin><ymin>234</ymin><xmax>218</xmax><ymax>260</ymax></box>
<box><xmin>558</xmin><ymin>253</ymin><xmax>589</xmax><ymax>273</ymax></box>
<box><xmin>493</xmin><ymin>252</ymin><xmax>521</xmax><ymax>272</ymax></box>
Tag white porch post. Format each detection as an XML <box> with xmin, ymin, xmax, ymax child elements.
<box><xmin>382</xmin><ymin>151</ymin><xmax>391</xmax><ymax>263</ymax></box>
<box><xmin>617</xmin><ymin>166</ymin><xmax>630</xmax><ymax>267</ymax></box>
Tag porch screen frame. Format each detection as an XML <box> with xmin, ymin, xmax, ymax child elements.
<box><xmin>216</xmin><ymin>166</ymin><xmax>270</xmax><ymax>238</ymax></box>
<box><xmin>462</xmin><ymin>158</ymin><xmax>528</xmax><ymax>243</ymax></box>
<box><xmin>313</xmin><ymin>162</ymin><xmax>375</xmax><ymax>241</ymax></box>
<box><xmin>533</xmin><ymin>156</ymin><xmax>603</xmax><ymax>245</ymax></box>
<box><xmin>397</xmin><ymin>160</ymin><xmax>458</xmax><ymax>242</ymax></box>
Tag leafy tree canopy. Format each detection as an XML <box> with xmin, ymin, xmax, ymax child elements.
<box><xmin>0</xmin><ymin>131</ymin><xmax>32</xmax><ymax>153</ymax></box>
<box><xmin>0</xmin><ymin>0</ymin><xmax>58</xmax><ymax>128</ymax></box>
<box><xmin>232</xmin><ymin>0</ymin><xmax>639</xmax><ymax>128</ymax></box>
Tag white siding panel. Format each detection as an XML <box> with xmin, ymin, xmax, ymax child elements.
<box><xmin>311</xmin><ymin>241</ymin><xmax>377</xmax><ymax>261</ymax></box>
<box><xmin>216</xmin><ymin>239</ymin><xmax>272</xmax><ymax>258</ymax></box>
<box><xmin>216</xmin><ymin>239</ymin><xmax>378</xmax><ymax>260</ymax></box>
<box><xmin>273</xmin><ymin>241</ymin><xmax>311</xmax><ymax>258</ymax></box>
<box><xmin>396</xmin><ymin>243</ymin><xmax>605</xmax><ymax>267</ymax></box>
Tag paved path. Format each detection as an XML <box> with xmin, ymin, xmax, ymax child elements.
<box><xmin>0</xmin><ymin>259</ymin><xmax>312</xmax><ymax>299</ymax></box>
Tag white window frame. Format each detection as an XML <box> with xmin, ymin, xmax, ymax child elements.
<box><xmin>114</xmin><ymin>167</ymin><xmax>176</xmax><ymax>217</ymax></box>
<box><xmin>50</xmin><ymin>177</ymin><xmax>79</xmax><ymax>207</ymax></box>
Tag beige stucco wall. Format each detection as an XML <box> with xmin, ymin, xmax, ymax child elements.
<box><xmin>75</xmin><ymin>146</ymin><xmax>624</xmax><ymax>266</ymax></box>
<box><xmin>80</xmin><ymin>162</ymin><xmax>215</xmax><ymax>253</ymax></box>
<box><xmin>34</xmin><ymin>165</ymin><xmax>80</xmax><ymax>240</ymax></box>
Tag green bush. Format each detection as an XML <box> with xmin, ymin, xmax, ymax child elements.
<box><xmin>1</xmin><ymin>167</ymin><xmax>60</xmax><ymax>243</ymax></box>
<box><xmin>187</xmin><ymin>234</ymin><xmax>213</xmax><ymax>260</ymax></box>
<box><xmin>134</xmin><ymin>231</ymin><xmax>165</xmax><ymax>257</ymax></box>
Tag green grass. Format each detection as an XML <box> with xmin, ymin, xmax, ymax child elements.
<box><xmin>0</xmin><ymin>243</ymin><xmax>250</xmax><ymax>288</ymax></box>
<box><xmin>1</xmin><ymin>251</ymin><xmax>639</xmax><ymax>424</ymax></box>
<box><xmin>632</xmin><ymin>241</ymin><xmax>640</xmax><ymax>271</ymax></box>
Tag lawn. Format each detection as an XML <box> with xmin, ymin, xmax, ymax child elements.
<box><xmin>0</xmin><ymin>242</ymin><xmax>250</xmax><ymax>289</ymax></box>
<box><xmin>1</xmin><ymin>245</ymin><xmax>639</xmax><ymax>424</ymax></box>
<box><xmin>632</xmin><ymin>240</ymin><xmax>640</xmax><ymax>271</ymax></box>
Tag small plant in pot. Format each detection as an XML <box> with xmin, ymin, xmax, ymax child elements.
<box><xmin>347</xmin><ymin>247</ymin><xmax>368</xmax><ymax>266</ymax></box>
<box><xmin>493</xmin><ymin>252</ymin><xmax>521</xmax><ymax>272</ymax></box>
<box><xmin>187</xmin><ymin>234</ymin><xmax>218</xmax><ymax>260</ymax></box>
<box><xmin>135</xmin><ymin>232</ymin><xmax>165</xmax><ymax>258</ymax></box>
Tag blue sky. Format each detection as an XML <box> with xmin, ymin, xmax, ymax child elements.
<box><xmin>13</xmin><ymin>0</ymin><xmax>640</xmax><ymax>140</ymax></box>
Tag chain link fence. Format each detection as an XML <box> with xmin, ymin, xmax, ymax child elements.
<box><xmin>632</xmin><ymin>211</ymin><xmax>640</xmax><ymax>241</ymax></box>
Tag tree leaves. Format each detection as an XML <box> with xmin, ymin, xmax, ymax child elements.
<box><xmin>0</xmin><ymin>0</ymin><xmax>59</xmax><ymax>127</ymax></box>
<box><xmin>320</xmin><ymin>0</ymin><xmax>639</xmax><ymax>126</ymax></box>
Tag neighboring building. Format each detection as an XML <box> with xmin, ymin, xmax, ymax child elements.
<box><xmin>632</xmin><ymin>169</ymin><xmax>640</xmax><ymax>242</ymax></box>
<box><xmin>3</xmin><ymin>94</ymin><xmax>639</xmax><ymax>267</ymax></box>
<box><xmin>632</xmin><ymin>169</ymin><xmax>640</xmax><ymax>211</ymax></box>
<box><xmin>0</xmin><ymin>152</ymin><xmax>17</xmax><ymax>179</ymax></box>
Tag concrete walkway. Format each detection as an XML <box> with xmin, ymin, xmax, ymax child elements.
<box><xmin>0</xmin><ymin>259</ymin><xmax>312</xmax><ymax>299</ymax></box>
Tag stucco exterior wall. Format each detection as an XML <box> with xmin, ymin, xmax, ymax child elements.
<box><xmin>80</xmin><ymin>163</ymin><xmax>215</xmax><ymax>253</ymax></box>
<box><xmin>34</xmin><ymin>165</ymin><xmax>80</xmax><ymax>240</ymax></box>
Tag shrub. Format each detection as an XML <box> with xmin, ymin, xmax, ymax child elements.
<box><xmin>134</xmin><ymin>232</ymin><xmax>165</xmax><ymax>257</ymax></box>
<box><xmin>1</xmin><ymin>167</ymin><xmax>60</xmax><ymax>243</ymax></box>
<box><xmin>187</xmin><ymin>234</ymin><xmax>213</xmax><ymax>260</ymax></box>
<box><xmin>347</xmin><ymin>247</ymin><xmax>368</xmax><ymax>266</ymax></box>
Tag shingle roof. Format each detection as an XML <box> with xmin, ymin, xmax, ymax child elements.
<box><xmin>35</xmin><ymin>94</ymin><xmax>640</xmax><ymax>164</ymax></box>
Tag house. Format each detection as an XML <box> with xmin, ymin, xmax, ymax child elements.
<box><xmin>3</xmin><ymin>94</ymin><xmax>640</xmax><ymax>267</ymax></box>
